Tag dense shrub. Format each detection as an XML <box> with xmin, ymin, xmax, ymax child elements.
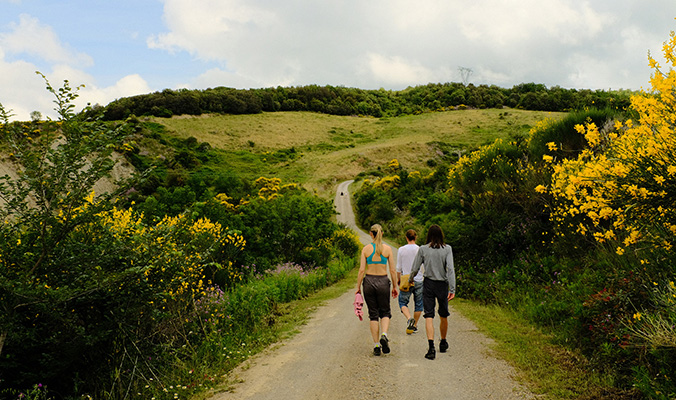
<box><xmin>0</xmin><ymin>76</ymin><xmax>356</xmax><ymax>400</ymax></box>
<box><xmin>95</xmin><ymin>82</ymin><xmax>632</xmax><ymax>121</ymax></box>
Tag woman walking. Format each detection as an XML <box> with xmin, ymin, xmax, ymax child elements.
<box><xmin>408</xmin><ymin>224</ymin><xmax>455</xmax><ymax>360</ymax></box>
<box><xmin>356</xmin><ymin>224</ymin><xmax>398</xmax><ymax>356</ymax></box>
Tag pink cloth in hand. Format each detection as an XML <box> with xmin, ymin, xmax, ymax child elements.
<box><xmin>353</xmin><ymin>292</ymin><xmax>364</xmax><ymax>321</ymax></box>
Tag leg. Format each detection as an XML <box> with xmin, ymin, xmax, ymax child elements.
<box><xmin>413</xmin><ymin>281</ymin><xmax>424</xmax><ymax>328</ymax></box>
<box><xmin>439</xmin><ymin>316</ymin><xmax>448</xmax><ymax>339</ymax></box>
<box><xmin>425</xmin><ymin>317</ymin><xmax>434</xmax><ymax>340</ymax></box>
<box><xmin>381</xmin><ymin>316</ymin><xmax>390</xmax><ymax>335</ymax></box>
<box><xmin>424</xmin><ymin>317</ymin><xmax>436</xmax><ymax>360</ymax></box>
<box><xmin>400</xmin><ymin>305</ymin><xmax>411</xmax><ymax>320</ymax></box>
<box><xmin>370</xmin><ymin>320</ymin><xmax>380</xmax><ymax>343</ymax></box>
<box><xmin>413</xmin><ymin>310</ymin><xmax>422</xmax><ymax>326</ymax></box>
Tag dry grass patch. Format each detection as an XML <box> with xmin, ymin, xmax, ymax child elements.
<box><xmin>152</xmin><ymin>109</ymin><xmax>564</xmax><ymax>198</ymax></box>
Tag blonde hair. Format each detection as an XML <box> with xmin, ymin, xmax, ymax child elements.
<box><xmin>370</xmin><ymin>224</ymin><xmax>383</xmax><ymax>255</ymax></box>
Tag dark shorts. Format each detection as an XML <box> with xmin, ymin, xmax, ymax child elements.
<box><xmin>362</xmin><ymin>274</ymin><xmax>392</xmax><ymax>321</ymax></box>
<box><xmin>423</xmin><ymin>279</ymin><xmax>450</xmax><ymax>319</ymax></box>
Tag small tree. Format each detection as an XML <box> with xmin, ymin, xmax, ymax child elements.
<box><xmin>0</xmin><ymin>73</ymin><xmax>131</xmax><ymax>360</ymax></box>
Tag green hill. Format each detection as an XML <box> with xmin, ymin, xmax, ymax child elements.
<box><xmin>144</xmin><ymin>108</ymin><xmax>563</xmax><ymax>198</ymax></box>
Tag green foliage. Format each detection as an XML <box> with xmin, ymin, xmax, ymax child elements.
<box><xmin>331</xmin><ymin>226</ymin><xmax>362</xmax><ymax>258</ymax></box>
<box><xmin>0</xmin><ymin>76</ymin><xmax>353</xmax><ymax>400</ymax></box>
<box><xmin>526</xmin><ymin>108</ymin><xmax>621</xmax><ymax>161</ymax></box>
<box><xmin>96</xmin><ymin>82</ymin><xmax>632</xmax><ymax>121</ymax></box>
<box><xmin>236</xmin><ymin>191</ymin><xmax>338</xmax><ymax>270</ymax></box>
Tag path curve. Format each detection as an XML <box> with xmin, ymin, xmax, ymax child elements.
<box><xmin>211</xmin><ymin>181</ymin><xmax>536</xmax><ymax>400</ymax></box>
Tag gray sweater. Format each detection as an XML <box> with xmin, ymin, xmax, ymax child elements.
<box><xmin>409</xmin><ymin>244</ymin><xmax>455</xmax><ymax>294</ymax></box>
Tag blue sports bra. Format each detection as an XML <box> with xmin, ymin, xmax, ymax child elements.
<box><xmin>366</xmin><ymin>243</ymin><xmax>388</xmax><ymax>265</ymax></box>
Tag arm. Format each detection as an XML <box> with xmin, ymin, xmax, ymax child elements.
<box><xmin>356</xmin><ymin>248</ymin><xmax>366</xmax><ymax>294</ymax></box>
<box><xmin>388</xmin><ymin>249</ymin><xmax>398</xmax><ymax>298</ymax></box>
<box><xmin>396</xmin><ymin>247</ymin><xmax>403</xmax><ymax>287</ymax></box>
<box><xmin>409</xmin><ymin>249</ymin><xmax>423</xmax><ymax>283</ymax></box>
<box><xmin>446</xmin><ymin>246</ymin><xmax>456</xmax><ymax>300</ymax></box>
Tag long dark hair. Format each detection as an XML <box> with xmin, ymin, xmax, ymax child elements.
<box><xmin>426</xmin><ymin>224</ymin><xmax>445</xmax><ymax>249</ymax></box>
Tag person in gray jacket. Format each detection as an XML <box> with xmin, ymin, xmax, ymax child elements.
<box><xmin>409</xmin><ymin>224</ymin><xmax>455</xmax><ymax>360</ymax></box>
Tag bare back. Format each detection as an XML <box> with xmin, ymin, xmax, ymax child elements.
<box><xmin>361</xmin><ymin>243</ymin><xmax>394</xmax><ymax>276</ymax></box>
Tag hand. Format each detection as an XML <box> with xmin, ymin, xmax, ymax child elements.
<box><xmin>447</xmin><ymin>292</ymin><xmax>455</xmax><ymax>301</ymax></box>
<box><xmin>356</xmin><ymin>288</ymin><xmax>361</xmax><ymax>294</ymax></box>
<box><xmin>392</xmin><ymin>288</ymin><xmax>398</xmax><ymax>298</ymax></box>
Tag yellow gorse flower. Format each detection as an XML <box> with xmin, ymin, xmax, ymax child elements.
<box><xmin>546</xmin><ymin>29</ymin><xmax>676</xmax><ymax>256</ymax></box>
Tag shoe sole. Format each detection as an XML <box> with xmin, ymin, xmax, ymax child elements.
<box><xmin>380</xmin><ymin>336</ymin><xmax>390</xmax><ymax>354</ymax></box>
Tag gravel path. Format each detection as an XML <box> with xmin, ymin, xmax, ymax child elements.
<box><xmin>210</xmin><ymin>180</ymin><xmax>536</xmax><ymax>400</ymax></box>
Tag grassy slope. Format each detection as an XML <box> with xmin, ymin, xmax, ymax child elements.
<box><xmin>154</xmin><ymin>108</ymin><xmax>563</xmax><ymax>198</ymax></box>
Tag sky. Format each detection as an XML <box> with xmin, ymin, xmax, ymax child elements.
<box><xmin>0</xmin><ymin>0</ymin><xmax>675</xmax><ymax>121</ymax></box>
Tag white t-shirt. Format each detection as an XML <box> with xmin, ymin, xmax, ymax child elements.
<box><xmin>396</xmin><ymin>244</ymin><xmax>424</xmax><ymax>282</ymax></box>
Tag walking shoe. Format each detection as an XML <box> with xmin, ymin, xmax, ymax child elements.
<box><xmin>412</xmin><ymin>325</ymin><xmax>418</xmax><ymax>333</ymax></box>
<box><xmin>406</xmin><ymin>318</ymin><xmax>416</xmax><ymax>334</ymax></box>
<box><xmin>373</xmin><ymin>345</ymin><xmax>381</xmax><ymax>356</ymax></box>
<box><xmin>439</xmin><ymin>339</ymin><xmax>449</xmax><ymax>353</ymax></box>
<box><xmin>425</xmin><ymin>348</ymin><xmax>436</xmax><ymax>360</ymax></box>
<box><xmin>380</xmin><ymin>334</ymin><xmax>390</xmax><ymax>354</ymax></box>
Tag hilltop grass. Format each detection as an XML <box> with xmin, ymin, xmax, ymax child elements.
<box><xmin>153</xmin><ymin>109</ymin><xmax>563</xmax><ymax>198</ymax></box>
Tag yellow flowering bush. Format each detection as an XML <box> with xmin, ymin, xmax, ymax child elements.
<box><xmin>546</xmin><ymin>31</ymin><xmax>676</xmax><ymax>259</ymax></box>
<box><xmin>372</xmin><ymin>174</ymin><xmax>401</xmax><ymax>191</ymax></box>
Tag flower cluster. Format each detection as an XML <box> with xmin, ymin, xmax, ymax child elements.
<box><xmin>543</xmin><ymin>34</ymin><xmax>676</xmax><ymax>257</ymax></box>
<box><xmin>372</xmin><ymin>175</ymin><xmax>401</xmax><ymax>191</ymax></box>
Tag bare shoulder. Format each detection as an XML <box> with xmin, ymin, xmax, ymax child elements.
<box><xmin>382</xmin><ymin>244</ymin><xmax>394</xmax><ymax>257</ymax></box>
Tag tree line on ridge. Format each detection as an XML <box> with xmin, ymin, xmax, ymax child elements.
<box><xmin>94</xmin><ymin>82</ymin><xmax>633</xmax><ymax>120</ymax></box>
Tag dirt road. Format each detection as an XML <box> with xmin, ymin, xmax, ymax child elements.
<box><xmin>211</xmin><ymin>180</ymin><xmax>535</xmax><ymax>400</ymax></box>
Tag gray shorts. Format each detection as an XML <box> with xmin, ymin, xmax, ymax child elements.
<box><xmin>362</xmin><ymin>274</ymin><xmax>392</xmax><ymax>321</ymax></box>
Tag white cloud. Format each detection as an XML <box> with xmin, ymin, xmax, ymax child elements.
<box><xmin>457</xmin><ymin>0</ymin><xmax>609</xmax><ymax>46</ymax></box>
<box><xmin>146</xmin><ymin>0</ymin><xmax>660</xmax><ymax>91</ymax></box>
<box><xmin>80</xmin><ymin>74</ymin><xmax>153</xmax><ymax>108</ymax></box>
<box><xmin>148</xmin><ymin>0</ymin><xmax>278</xmax><ymax>61</ymax></box>
<box><xmin>0</xmin><ymin>61</ymin><xmax>52</xmax><ymax>120</ymax></box>
<box><xmin>0</xmin><ymin>14</ymin><xmax>93</xmax><ymax>66</ymax></box>
<box><xmin>365</xmin><ymin>54</ymin><xmax>442</xmax><ymax>87</ymax></box>
<box><xmin>0</xmin><ymin>15</ymin><xmax>151</xmax><ymax>121</ymax></box>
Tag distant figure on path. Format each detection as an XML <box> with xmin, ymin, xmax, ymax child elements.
<box><xmin>356</xmin><ymin>224</ymin><xmax>398</xmax><ymax>356</ymax></box>
<box><xmin>396</xmin><ymin>229</ymin><xmax>424</xmax><ymax>334</ymax></box>
<box><xmin>409</xmin><ymin>224</ymin><xmax>455</xmax><ymax>360</ymax></box>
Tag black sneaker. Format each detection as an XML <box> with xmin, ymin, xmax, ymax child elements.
<box><xmin>439</xmin><ymin>339</ymin><xmax>449</xmax><ymax>353</ymax></box>
<box><xmin>380</xmin><ymin>334</ymin><xmax>390</xmax><ymax>354</ymax></box>
<box><xmin>406</xmin><ymin>318</ymin><xmax>415</xmax><ymax>334</ymax></box>
<box><xmin>373</xmin><ymin>346</ymin><xmax>381</xmax><ymax>356</ymax></box>
<box><xmin>425</xmin><ymin>348</ymin><xmax>436</xmax><ymax>360</ymax></box>
<box><xmin>412</xmin><ymin>325</ymin><xmax>418</xmax><ymax>333</ymax></box>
